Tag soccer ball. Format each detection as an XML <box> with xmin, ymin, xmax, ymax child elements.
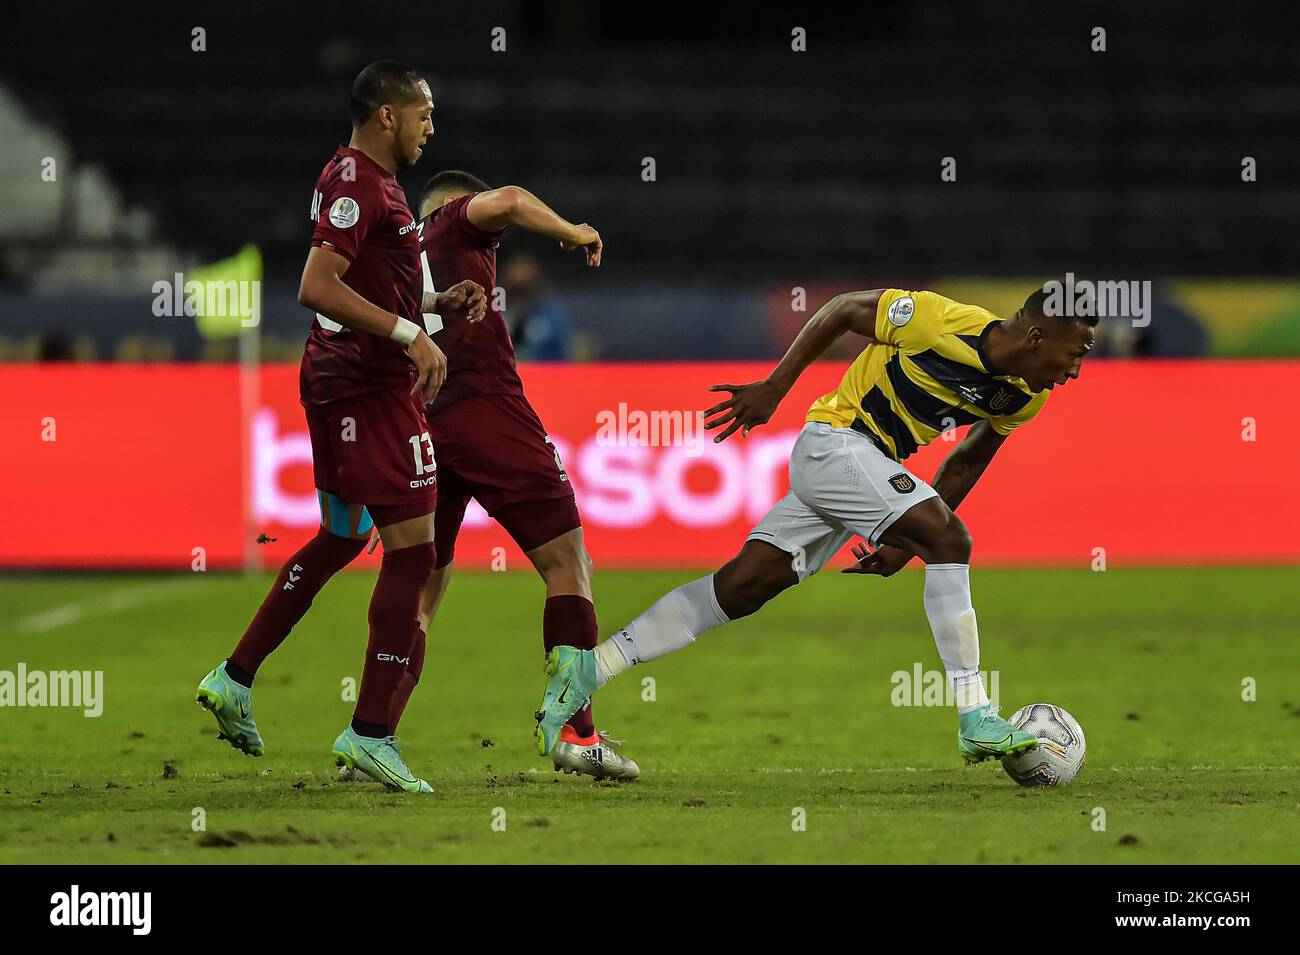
<box><xmin>1001</xmin><ymin>703</ymin><xmax>1086</xmax><ymax>787</ymax></box>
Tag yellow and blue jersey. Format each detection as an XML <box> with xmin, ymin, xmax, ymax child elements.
<box><xmin>806</xmin><ymin>289</ymin><xmax>1047</xmax><ymax>460</ymax></box>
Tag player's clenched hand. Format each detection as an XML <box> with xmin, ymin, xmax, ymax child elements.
<box><xmin>438</xmin><ymin>280</ymin><xmax>487</xmax><ymax>323</ymax></box>
<box><xmin>561</xmin><ymin>224</ymin><xmax>602</xmax><ymax>267</ymax></box>
<box><xmin>841</xmin><ymin>541</ymin><xmax>913</xmax><ymax>577</ymax></box>
<box><xmin>704</xmin><ymin>379</ymin><xmax>784</xmax><ymax>442</ymax></box>
<box><xmin>408</xmin><ymin>330</ymin><xmax>447</xmax><ymax>403</ymax></box>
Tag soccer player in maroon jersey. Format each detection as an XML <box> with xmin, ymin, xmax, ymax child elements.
<box><xmin>383</xmin><ymin>168</ymin><xmax>640</xmax><ymax>779</ymax></box>
<box><xmin>195</xmin><ymin>62</ymin><xmax>481</xmax><ymax>794</ymax></box>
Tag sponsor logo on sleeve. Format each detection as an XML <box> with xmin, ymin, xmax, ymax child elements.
<box><xmin>328</xmin><ymin>197</ymin><xmax>361</xmax><ymax>229</ymax></box>
<box><xmin>888</xmin><ymin>295</ymin><xmax>915</xmax><ymax>327</ymax></box>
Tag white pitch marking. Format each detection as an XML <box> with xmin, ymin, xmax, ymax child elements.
<box><xmin>14</xmin><ymin>580</ymin><xmax>203</xmax><ymax>634</ymax></box>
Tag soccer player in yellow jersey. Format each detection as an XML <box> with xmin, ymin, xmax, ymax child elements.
<box><xmin>534</xmin><ymin>285</ymin><xmax>1097</xmax><ymax>764</ymax></box>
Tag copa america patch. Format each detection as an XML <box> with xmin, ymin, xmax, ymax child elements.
<box><xmin>887</xmin><ymin>295</ymin><xmax>915</xmax><ymax>327</ymax></box>
<box><xmin>328</xmin><ymin>196</ymin><xmax>361</xmax><ymax>229</ymax></box>
<box><xmin>888</xmin><ymin>473</ymin><xmax>916</xmax><ymax>494</ymax></box>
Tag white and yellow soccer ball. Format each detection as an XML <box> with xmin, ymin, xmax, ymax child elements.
<box><xmin>1002</xmin><ymin>703</ymin><xmax>1086</xmax><ymax>787</ymax></box>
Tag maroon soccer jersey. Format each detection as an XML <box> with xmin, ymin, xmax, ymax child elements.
<box><xmin>300</xmin><ymin>146</ymin><xmax>423</xmax><ymax>411</ymax></box>
<box><xmin>419</xmin><ymin>193</ymin><xmax>525</xmax><ymax>414</ymax></box>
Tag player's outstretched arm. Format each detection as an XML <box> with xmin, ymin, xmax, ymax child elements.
<box><xmin>299</xmin><ymin>246</ymin><xmax>447</xmax><ymax>401</ymax></box>
<box><xmin>704</xmin><ymin>290</ymin><xmax>884</xmax><ymax>443</ymax></box>
<box><xmin>466</xmin><ymin>186</ymin><xmax>602</xmax><ymax>266</ymax></box>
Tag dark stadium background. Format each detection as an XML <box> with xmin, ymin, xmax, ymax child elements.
<box><xmin>2</xmin><ymin>0</ymin><xmax>1297</xmax><ymax>363</ymax></box>
<box><xmin>3</xmin><ymin>0</ymin><xmax>1298</xmax><ymax>571</ymax></box>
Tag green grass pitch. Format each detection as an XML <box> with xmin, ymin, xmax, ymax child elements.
<box><xmin>1</xmin><ymin>566</ymin><xmax>1296</xmax><ymax>864</ymax></box>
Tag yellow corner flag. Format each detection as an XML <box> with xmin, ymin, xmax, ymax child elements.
<box><xmin>191</xmin><ymin>244</ymin><xmax>262</xmax><ymax>338</ymax></box>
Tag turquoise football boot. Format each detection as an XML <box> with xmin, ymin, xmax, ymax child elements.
<box><xmin>195</xmin><ymin>661</ymin><xmax>264</xmax><ymax>756</ymax></box>
<box><xmin>331</xmin><ymin>727</ymin><xmax>432</xmax><ymax>793</ymax></box>
<box><xmin>957</xmin><ymin>705</ymin><xmax>1038</xmax><ymax>764</ymax></box>
<box><xmin>534</xmin><ymin>646</ymin><xmax>598</xmax><ymax>756</ymax></box>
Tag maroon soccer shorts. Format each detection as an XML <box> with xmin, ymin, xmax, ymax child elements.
<box><xmin>306</xmin><ymin>386</ymin><xmax>438</xmax><ymax>525</ymax></box>
<box><xmin>426</xmin><ymin>393</ymin><xmax>580</xmax><ymax>567</ymax></box>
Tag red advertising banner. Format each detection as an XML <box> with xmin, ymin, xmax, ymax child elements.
<box><xmin>1</xmin><ymin>362</ymin><xmax>1295</xmax><ymax>568</ymax></box>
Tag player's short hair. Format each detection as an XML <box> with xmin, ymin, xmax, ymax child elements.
<box><xmin>1021</xmin><ymin>283</ymin><xmax>1101</xmax><ymax>328</ymax></box>
<box><xmin>420</xmin><ymin>170</ymin><xmax>492</xmax><ymax>211</ymax></box>
<box><xmin>349</xmin><ymin>60</ymin><xmax>425</xmax><ymax>127</ymax></box>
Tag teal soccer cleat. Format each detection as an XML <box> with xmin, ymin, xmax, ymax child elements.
<box><xmin>533</xmin><ymin>646</ymin><xmax>599</xmax><ymax>756</ymax></box>
<box><xmin>195</xmin><ymin>661</ymin><xmax>265</xmax><ymax>756</ymax></box>
<box><xmin>957</xmin><ymin>705</ymin><xmax>1038</xmax><ymax>764</ymax></box>
<box><xmin>331</xmin><ymin>727</ymin><xmax>432</xmax><ymax>794</ymax></box>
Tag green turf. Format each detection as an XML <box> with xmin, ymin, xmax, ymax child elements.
<box><xmin>1</xmin><ymin>566</ymin><xmax>1296</xmax><ymax>864</ymax></box>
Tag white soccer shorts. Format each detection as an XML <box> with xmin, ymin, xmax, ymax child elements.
<box><xmin>746</xmin><ymin>421</ymin><xmax>939</xmax><ymax>580</ymax></box>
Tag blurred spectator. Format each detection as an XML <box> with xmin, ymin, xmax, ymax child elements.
<box><xmin>501</xmin><ymin>253</ymin><xmax>572</xmax><ymax>361</ymax></box>
<box><xmin>38</xmin><ymin>330</ymin><xmax>77</xmax><ymax>362</ymax></box>
<box><xmin>1090</xmin><ymin>283</ymin><xmax>1209</xmax><ymax>358</ymax></box>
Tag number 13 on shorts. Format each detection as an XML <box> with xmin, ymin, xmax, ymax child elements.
<box><xmin>409</xmin><ymin>431</ymin><xmax>437</xmax><ymax>476</ymax></box>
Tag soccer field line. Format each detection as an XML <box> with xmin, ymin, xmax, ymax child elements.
<box><xmin>12</xmin><ymin>579</ymin><xmax>204</xmax><ymax>635</ymax></box>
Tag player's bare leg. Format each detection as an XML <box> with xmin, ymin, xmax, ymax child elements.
<box><xmin>871</xmin><ymin>497</ymin><xmax>1037</xmax><ymax>762</ymax></box>
<box><xmin>197</xmin><ymin>492</ymin><xmax>369</xmax><ymax>757</ymax></box>
<box><xmin>712</xmin><ymin>540</ymin><xmax>801</xmax><ymax>618</ymax></box>
<box><xmin>535</xmin><ymin>539</ymin><xmax>798</xmax><ymax>754</ymax></box>
<box><xmin>331</xmin><ymin>511</ymin><xmax>436</xmax><ymax>793</ymax></box>
<box><xmin>527</xmin><ymin>528</ymin><xmax>639</xmax><ymax>779</ymax></box>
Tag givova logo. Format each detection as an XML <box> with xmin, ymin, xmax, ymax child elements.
<box><xmin>49</xmin><ymin>885</ymin><xmax>151</xmax><ymax>935</ymax></box>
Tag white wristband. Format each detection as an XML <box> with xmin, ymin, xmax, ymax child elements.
<box><xmin>390</xmin><ymin>317</ymin><xmax>421</xmax><ymax>346</ymax></box>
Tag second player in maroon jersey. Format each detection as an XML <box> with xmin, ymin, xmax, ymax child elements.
<box><xmin>393</xmin><ymin>169</ymin><xmax>639</xmax><ymax>778</ymax></box>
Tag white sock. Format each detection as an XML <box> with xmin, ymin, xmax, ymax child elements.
<box><xmin>592</xmin><ymin>575</ymin><xmax>729</xmax><ymax>687</ymax></box>
<box><xmin>923</xmin><ymin>563</ymin><xmax>989</xmax><ymax>714</ymax></box>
